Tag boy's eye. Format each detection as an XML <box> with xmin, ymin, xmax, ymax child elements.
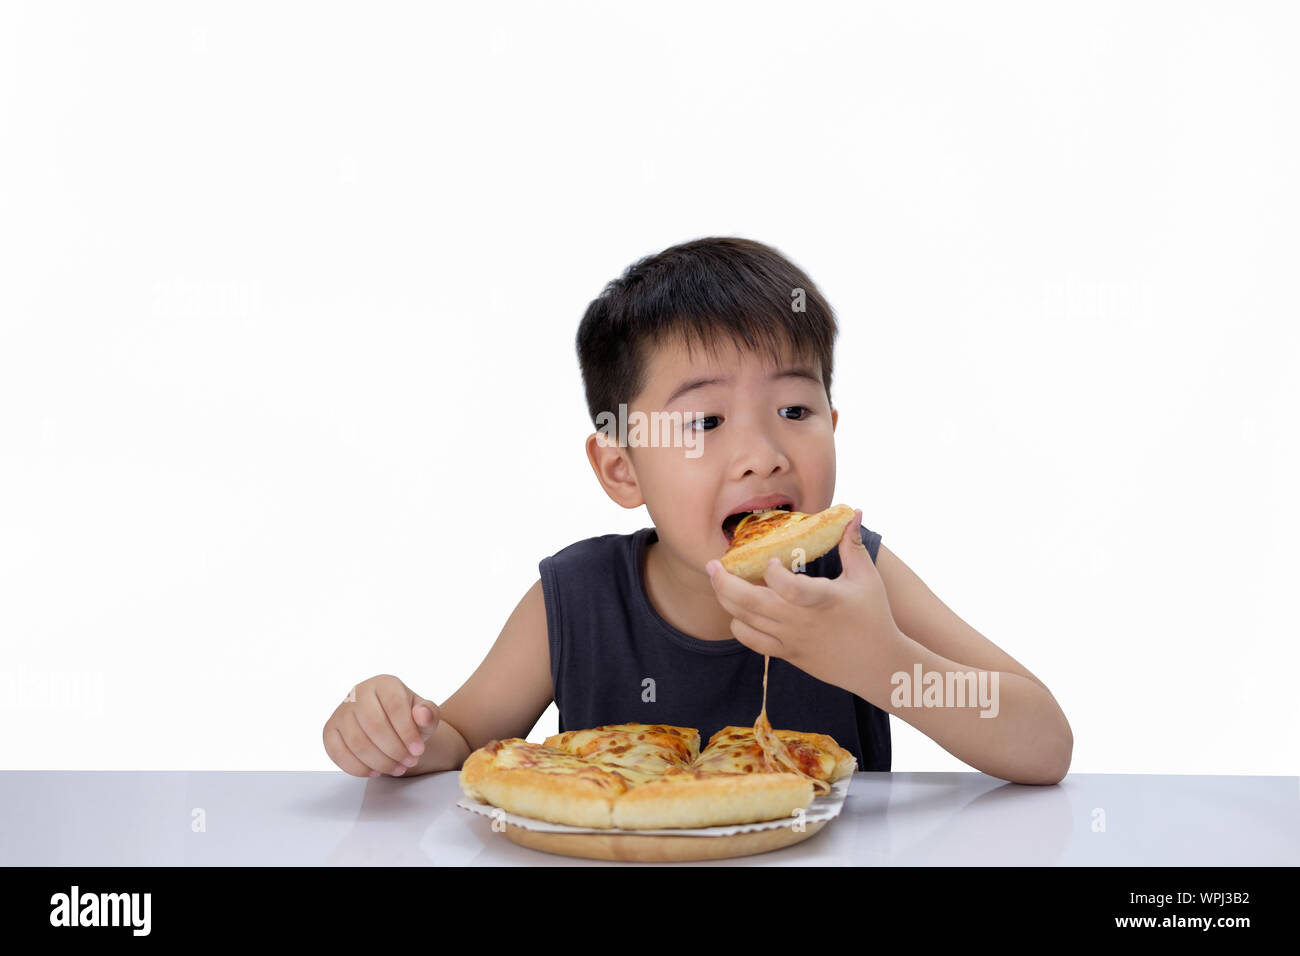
<box><xmin>686</xmin><ymin>408</ymin><xmax>810</xmax><ymax>430</ymax></box>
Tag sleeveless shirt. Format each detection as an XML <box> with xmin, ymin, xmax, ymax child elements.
<box><xmin>538</xmin><ymin>522</ymin><xmax>891</xmax><ymax>772</ymax></box>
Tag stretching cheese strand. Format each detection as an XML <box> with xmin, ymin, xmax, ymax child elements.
<box><xmin>753</xmin><ymin>655</ymin><xmax>831</xmax><ymax>795</ymax></box>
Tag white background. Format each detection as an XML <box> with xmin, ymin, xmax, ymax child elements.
<box><xmin>1</xmin><ymin>1</ymin><xmax>1296</xmax><ymax>775</ymax></box>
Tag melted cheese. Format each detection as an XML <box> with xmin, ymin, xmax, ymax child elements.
<box><xmin>537</xmin><ymin>724</ymin><xmax>701</xmax><ymax>789</ymax></box>
<box><xmin>753</xmin><ymin>655</ymin><xmax>832</xmax><ymax>794</ymax></box>
<box><xmin>691</xmin><ymin>731</ymin><xmax>767</xmax><ymax>774</ymax></box>
<box><xmin>729</xmin><ymin>508</ymin><xmax>809</xmax><ymax>550</ymax></box>
<box><xmin>488</xmin><ymin>742</ymin><xmax>634</xmax><ymax>791</ymax></box>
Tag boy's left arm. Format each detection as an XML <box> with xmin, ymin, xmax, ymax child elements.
<box><xmin>706</xmin><ymin>510</ymin><xmax>1073</xmax><ymax>785</ymax></box>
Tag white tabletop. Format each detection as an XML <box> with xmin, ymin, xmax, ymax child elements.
<box><xmin>1</xmin><ymin>770</ymin><xmax>1295</xmax><ymax>866</ymax></box>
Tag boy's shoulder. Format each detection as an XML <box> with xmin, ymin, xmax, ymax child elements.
<box><xmin>540</xmin><ymin>526</ymin><xmax>648</xmax><ymax>572</ymax></box>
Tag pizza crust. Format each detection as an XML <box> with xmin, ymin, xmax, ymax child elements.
<box><xmin>610</xmin><ymin>772</ymin><xmax>814</xmax><ymax>829</ymax></box>
<box><xmin>720</xmin><ymin>503</ymin><xmax>855</xmax><ymax>582</ymax></box>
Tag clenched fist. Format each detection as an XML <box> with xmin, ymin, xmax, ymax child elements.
<box><xmin>323</xmin><ymin>674</ymin><xmax>441</xmax><ymax>777</ymax></box>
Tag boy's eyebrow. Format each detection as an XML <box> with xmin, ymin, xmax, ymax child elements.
<box><xmin>664</xmin><ymin>365</ymin><xmax>821</xmax><ymax>406</ymax></box>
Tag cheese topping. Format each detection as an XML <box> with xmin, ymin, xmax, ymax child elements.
<box><xmin>729</xmin><ymin>508</ymin><xmax>809</xmax><ymax>550</ymax></box>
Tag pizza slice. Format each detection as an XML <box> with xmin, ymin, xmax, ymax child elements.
<box><xmin>720</xmin><ymin>503</ymin><xmax>854</xmax><ymax>582</ymax></box>
<box><xmin>459</xmin><ymin>738</ymin><xmax>644</xmax><ymax>829</ymax></box>
<box><xmin>696</xmin><ymin>725</ymin><xmax>857</xmax><ymax>791</ymax></box>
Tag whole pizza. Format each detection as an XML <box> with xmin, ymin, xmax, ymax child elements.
<box><xmin>460</xmin><ymin>719</ymin><xmax>856</xmax><ymax>829</ymax></box>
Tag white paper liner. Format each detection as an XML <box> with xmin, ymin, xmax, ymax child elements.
<box><xmin>456</xmin><ymin>774</ymin><xmax>851</xmax><ymax>837</ymax></box>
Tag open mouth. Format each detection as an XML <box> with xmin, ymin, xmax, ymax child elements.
<box><xmin>722</xmin><ymin>504</ymin><xmax>793</xmax><ymax>544</ymax></box>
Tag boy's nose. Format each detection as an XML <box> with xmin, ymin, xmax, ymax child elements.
<box><xmin>733</xmin><ymin>439</ymin><xmax>792</xmax><ymax>479</ymax></box>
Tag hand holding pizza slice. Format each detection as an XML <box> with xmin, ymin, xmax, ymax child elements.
<box><xmin>707</xmin><ymin>503</ymin><xmax>904</xmax><ymax>703</ymax></box>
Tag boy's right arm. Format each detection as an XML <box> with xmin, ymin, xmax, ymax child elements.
<box><xmin>323</xmin><ymin>577</ymin><xmax>554</xmax><ymax>777</ymax></box>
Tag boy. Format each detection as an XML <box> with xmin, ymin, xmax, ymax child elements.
<box><xmin>322</xmin><ymin>237</ymin><xmax>1073</xmax><ymax>786</ymax></box>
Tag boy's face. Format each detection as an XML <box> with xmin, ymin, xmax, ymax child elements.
<box><xmin>588</xmin><ymin>333</ymin><xmax>839</xmax><ymax>576</ymax></box>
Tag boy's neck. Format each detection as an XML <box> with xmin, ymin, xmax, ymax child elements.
<box><xmin>642</xmin><ymin>533</ymin><xmax>737</xmax><ymax>642</ymax></box>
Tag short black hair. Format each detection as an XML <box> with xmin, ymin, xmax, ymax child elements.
<box><xmin>575</xmin><ymin>237</ymin><xmax>838</xmax><ymax>429</ymax></box>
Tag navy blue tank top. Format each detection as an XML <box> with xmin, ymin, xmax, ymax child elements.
<box><xmin>538</xmin><ymin>523</ymin><xmax>891</xmax><ymax>772</ymax></box>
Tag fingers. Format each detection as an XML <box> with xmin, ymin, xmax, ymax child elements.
<box><xmin>707</xmin><ymin>560</ymin><xmax>776</xmax><ymax>613</ymax></box>
<box><xmin>838</xmin><ymin>510</ymin><xmax>868</xmax><ymax>565</ymax></box>
<box><xmin>708</xmin><ymin>561</ymin><xmax>788</xmax><ymax>638</ymax></box>
<box><xmin>714</xmin><ymin>587</ymin><xmax>786</xmax><ymax>638</ymax></box>
<box><xmin>324</xmin><ymin>725</ymin><xmax>379</xmax><ymax>778</ymax></box>
<box><xmin>374</xmin><ymin>682</ymin><xmax>434</xmax><ymax>758</ymax></box>
<box><xmin>761</xmin><ymin>558</ymin><xmax>831</xmax><ymax>607</ymax></box>
<box><xmin>324</xmin><ymin>676</ymin><xmax>437</xmax><ymax>778</ymax></box>
<box><xmin>412</xmin><ymin>700</ymin><xmax>440</xmax><ymax>742</ymax></box>
<box><xmin>330</xmin><ymin>680</ymin><xmax>415</xmax><ymax>776</ymax></box>
<box><xmin>729</xmin><ymin>616</ymin><xmax>785</xmax><ymax>656</ymax></box>
<box><xmin>341</xmin><ymin>707</ymin><xmax>414</xmax><ymax>776</ymax></box>
<box><xmin>709</xmin><ymin>559</ymin><xmax>823</xmax><ymax>617</ymax></box>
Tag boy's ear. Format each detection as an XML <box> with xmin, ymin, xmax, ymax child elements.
<box><xmin>585</xmin><ymin>432</ymin><xmax>645</xmax><ymax>509</ymax></box>
<box><xmin>831</xmin><ymin>408</ymin><xmax>838</xmax><ymax>432</ymax></box>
